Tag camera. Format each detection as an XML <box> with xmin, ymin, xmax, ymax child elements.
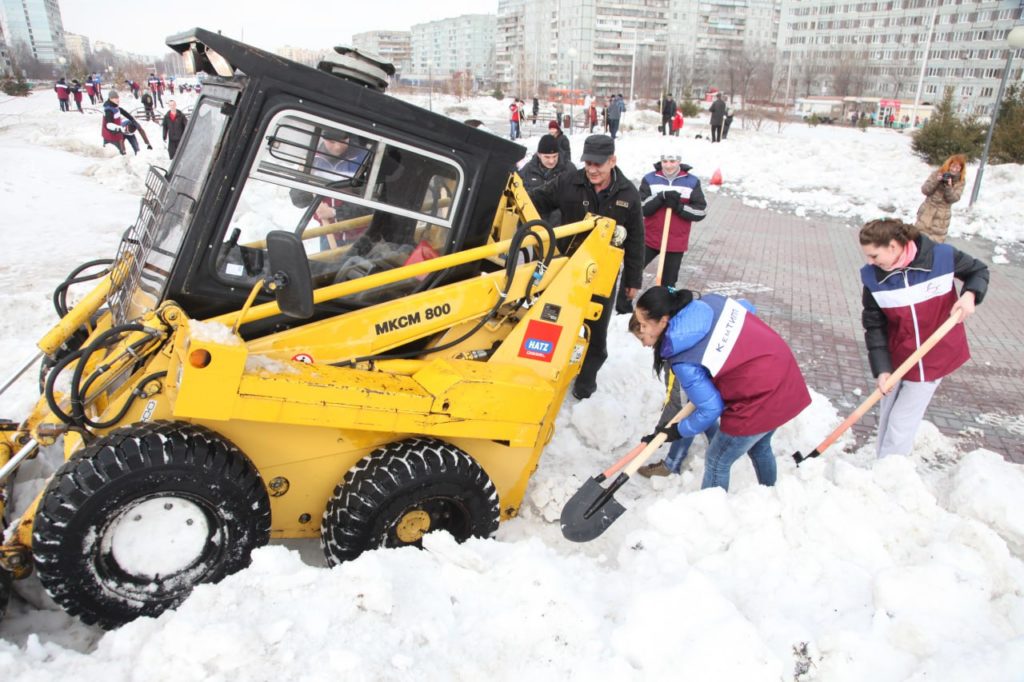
<box><xmin>941</xmin><ymin>172</ymin><xmax>955</xmax><ymax>183</ymax></box>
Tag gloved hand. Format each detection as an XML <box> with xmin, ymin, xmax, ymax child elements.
<box><xmin>641</xmin><ymin>423</ymin><xmax>682</xmax><ymax>444</ymax></box>
<box><xmin>663</xmin><ymin>190</ymin><xmax>680</xmax><ymax>209</ymax></box>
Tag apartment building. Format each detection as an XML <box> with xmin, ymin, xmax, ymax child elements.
<box><xmin>1</xmin><ymin>21</ymin><xmax>11</xmax><ymax>76</ymax></box>
<box><xmin>64</xmin><ymin>30</ymin><xmax>88</xmax><ymax>62</ymax></box>
<box><xmin>408</xmin><ymin>14</ymin><xmax>496</xmax><ymax>86</ymax></box>
<box><xmin>0</xmin><ymin>0</ymin><xmax>66</xmax><ymax>64</ymax></box>
<box><xmin>777</xmin><ymin>0</ymin><xmax>1024</xmax><ymax>117</ymax></box>
<box><xmin>496</xmin><ymin>0</ymin><xmax>782</xmax><ymax>99</ymax></box>
<box><xmin>352</xmin><ymin>30</ymin><xmax>412</xmax><ymax>77</ymax></box>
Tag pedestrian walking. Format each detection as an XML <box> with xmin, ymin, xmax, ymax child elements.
<box><xmin>54</xmin><ymin>78</ymin><xmax>70</xmax><ymax>112</ymax></box>
<box><xmin>633</xmin><ymin>286</ymin><xmax>811</xmax><ymax>491</ymax></box>
<box><xmin>70</xmin><ymin>80</ymin><xmax>84</xmax><ymax>113</ymax></box>
<box><xmin>709</xmin><ymin>93</ymin><xmax>726</xmax><ymax>142</ymax></box>
<box><xmin>628</xmin><ymin>313</ymin><xmax>719</xmax><ymax>478</ymax></box>
<box><xmin>528</xmin><ymin>135</ymin><xmax>645</xmax><ymax>400</ymax></box>
<box><xmin>606</xmin><ymin>94</ymin><xmax>625</xmax><ymax>140</ymax></box>
<box><xmin>660</xmin><ymin>93</ymin><xmax>675</xmax><ymax>136</ymax></box>
<box><xmin>858</xmin><ymin>218</ymin><xmax>988</xmax><ymax>458</ymax></box>
<box><xmin>532</xmin><ymin>97</ymin><xmax>539</xmax><ymax>124</ymax></box>
<box><xmin>141</xmin><ymin>91</ymin><xmax>155</xmax><ymax>122</ymax></box>
<box><xmin>547</xmin><ymin>119</ymin><xmax>571</xmax><ymax>161</ymax></box>
<box><xmin>161</xmin><ymin>100</ymin><xmax>188</xmax><ymax>160</ymax></box>
<box><xmin>722</xmin><ymin>99</ymin><xmax>735</xmax><ymax>139</ymax></box>
<box><xmin>509</xmin><ymin>98</ymin><xmax>521</xmax><ymax>140</ymax></box>
<box><xmin>588</xmin><ymin>102</ymin><xmax>598</xmax><ymax>133</ymax></box>
<box><xmin>914</xmin><ymin>154</ymin><xmax>966</xmax><ymax>243</ymax></box>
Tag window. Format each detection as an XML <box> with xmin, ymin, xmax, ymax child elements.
<box><xmin>219</xmin><ymin>111</ymin><xmax>462</xmax><ymax>306</ymax></box>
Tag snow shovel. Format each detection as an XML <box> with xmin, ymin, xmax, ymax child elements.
<box><xmin>561</xmin><ymin>402</ymin><xmax>695</xmax><ymax>542</ymax></box>
<box><xmin>655</xmin><ymin>207</ymin><xmax>673</xmax><ymax>285</ymax></box>
<box><xmin>792</xmin><ymin>308</ymin><xmax>964</xmax><ymax>464</ymax></box>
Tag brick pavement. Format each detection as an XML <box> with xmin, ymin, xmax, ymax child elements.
<box><xmin>647</xmin><ymin>192</ymin><xmax>1024</xmax><ymax>464</ymax></box>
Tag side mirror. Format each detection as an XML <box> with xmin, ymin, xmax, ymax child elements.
<box><xmin>265</xmin><ymin>230</ymin><xmax>314</xmax><ymax>319</ymax></box>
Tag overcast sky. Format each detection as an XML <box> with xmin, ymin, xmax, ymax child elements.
<box><xmin>59</xmin><ymin>0</ymin><xmax>498</xmax><ymax>56</ymax></box>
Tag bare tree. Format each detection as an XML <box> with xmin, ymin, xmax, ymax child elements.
<box><xmin>797</xmin><ymin>54</ymin><xmax>823</xmax><ymax>98</ymax></box>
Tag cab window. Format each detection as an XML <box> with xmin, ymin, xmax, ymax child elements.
<box><xmin>217</xmin><ymin>110</ymin><xmax>461</xmax><ymax>306</ymax></box>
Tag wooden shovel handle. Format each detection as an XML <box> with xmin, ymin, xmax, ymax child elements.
<box><xmin>812</xmin><ymin>308</ymin><xmax>964</xmax><ymax>455</ymax></box>
<box><xmin>601</xmin><ymin>403</ymin><xmax>696</xmax><ymax>478</ymax></box>
<box><xmin>655</xmin><ymin>207</ymin><xmax>672</xmax><ymax>286</ymax></box>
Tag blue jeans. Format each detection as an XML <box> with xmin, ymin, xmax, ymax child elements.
<box><xmin>701</xmin><ymin>429</ymin><xmax>777</xmax><ymax>491</ymax></box>
<box><xmin>665</xmin><ymin>422</ymin><xmax>719</xmax><ymax>473</ymax></box>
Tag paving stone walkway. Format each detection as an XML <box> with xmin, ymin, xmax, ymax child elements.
<box><xmin>651</xmin><ymin>192</ymin><xmax>1024</xmax><ymax>464</ymax></box>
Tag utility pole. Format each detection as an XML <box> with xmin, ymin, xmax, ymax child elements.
<box><xmin>908</xmin><ymin>5</ymin><xmax>939</xmax><ymax>129</ymax></box>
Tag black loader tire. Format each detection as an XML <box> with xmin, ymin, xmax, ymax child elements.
<box><xmin>321</xmin><ymin>437</ymin><xmax>500</xmax><ymax>566</ymax></box>
<box><xmin>32</xmin><ymin>421</ymin><xmax>271</xmax><ymax>629</ymax></box>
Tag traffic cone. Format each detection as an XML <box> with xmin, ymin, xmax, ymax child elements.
<box><xmin>710</xmin><ymin>168</ymin><xmax>723</xmax><ymax>186</ymax></box>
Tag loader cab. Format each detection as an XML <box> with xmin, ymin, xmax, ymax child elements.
<box><xmin>109</xmin><ymin>28</ymin><xmax>525</xmax><ymax>334</ymax></box>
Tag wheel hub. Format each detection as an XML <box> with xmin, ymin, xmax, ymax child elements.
<box><xmin>395</xmin><ymin>509</ymin><xmax>432</xmax><ymax>543</ymax></box>
<box><xmin>104</xmin><ymin>496</ymin><xmax>210</xmax><ymax>579</ymax></box>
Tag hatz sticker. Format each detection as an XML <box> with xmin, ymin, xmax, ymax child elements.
<box><xmin>292</xmin><ymin>353</ymin><xmax>314</xmax><ymax>364</ymax></box>
<box><xmin>616</xmin><ymin>200</ymin><xmax>630</xmax><ymax>208</ymax></box>
<box><xmin>518</xmin><ymin>320</ymin><xmax>562</xmax><ymax>362</ymax></box>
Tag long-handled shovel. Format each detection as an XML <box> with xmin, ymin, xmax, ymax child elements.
<box><xmin>792</xmin><ymin>309</ymin><xmax>965</xmax><ymax>464</ymax></box>
<box><xmin>655</xmin><ymin>206</ymin><xmax>673</xmax><ymax>285</ymax></box>
<box><xmin>561</xmin><ymin>402</ymin><xmax>695</xmax><ymax>542</ymax></box>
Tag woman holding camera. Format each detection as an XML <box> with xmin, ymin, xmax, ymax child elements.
<box><xmin>914</xmin><ymin>154</ymin><xmax>966</xmax><ymax>243</ymax></box>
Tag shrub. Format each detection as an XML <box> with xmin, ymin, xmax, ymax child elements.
<box><xmin>806</xmin><ymin>113</ymin><xmax>820</xmax><ymax>127</ymax></box>
<box><xmin>990</xmin><ymin>84</ymin><xmax>1024</xmax><ymax>165</ymax></box>
<box><xmin>678</xmin><ymin>98</ymin><xmax>701</xmax><ymax>118</ymax></box>
<box><xmin>911</xmin><ymin>86</ymin><xmax>985</xmax><ymax>165</ymax></box>
<box><xmin>857</xmin><ymin>115</ymin><xmax>871</xmax><ymax>132</ymax></box>
<box><xmin>2</xmin><ymin>75</ymin><xmax>30</xmax><ymax>97</ymax></box>
<box><xmin>491</xmin><ymin>88</ymin><xmax>504</xmax><ymax>100</ymax></box>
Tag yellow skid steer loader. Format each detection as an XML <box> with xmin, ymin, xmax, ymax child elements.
<box><xmin>0</xmin><ymin>29</ymin><xmax>625</xmax><ymax>629</ymax></box>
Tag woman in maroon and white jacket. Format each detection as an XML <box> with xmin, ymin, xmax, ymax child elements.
<box><xmin>859</xmin><ymin>219</ymin><xmax>989</xmax><ymax>457</ymax></box>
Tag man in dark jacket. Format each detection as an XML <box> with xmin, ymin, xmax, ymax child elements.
<box><xmin>709</xmin><ymin>93</ymin><xmax>726</xmax><ymax>142</ymax></box>
<box><xmin>161</xmin><ymin>100</ymin><xmax>188</xmax><ymax>160</ymax></box>
<box><xmin>661</xmin><ymin>93</ymin><xmax>675</xmax><ymax>136</ymax></box>
<box><xmin>520</xmin><ymin>133</ymin><xmax>573</xmax><ymax>226</ymax></box>
<box><xmin>529</xmin><ymin>134</ymin><xmax>645</xmax><ymax>400</ymax></box>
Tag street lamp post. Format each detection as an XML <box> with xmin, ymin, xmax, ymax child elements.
<box><xmin>970</xmin><ymin>26</ymin><xmax>1024</xmax><ymax>207</ymax></box>
<box><xmin>568</xmin><ymin>47</ymin><xmax>578</xmax><ymax>132</ymax></box>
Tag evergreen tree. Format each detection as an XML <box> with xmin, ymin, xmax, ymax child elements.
<box><xmin>990</xmin><ymin>84</ymin><xmax>1024</xmax><ymax>164</ymax></box>
<box><xmin>911</xmin><ymin>87</ymin><xmax>985</xmax><ymax>165</ymax></box>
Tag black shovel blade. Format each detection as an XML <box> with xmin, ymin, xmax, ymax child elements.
<box><xmin>560</xmin><ymin>477</ymin><xmax>627</xmax><ymax>542</ymax></box>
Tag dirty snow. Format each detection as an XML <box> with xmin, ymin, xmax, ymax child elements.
<box><xmin>1</xmin><ymin>88</ymin><xmax>1024</xmax><ymax>681</ymax></box>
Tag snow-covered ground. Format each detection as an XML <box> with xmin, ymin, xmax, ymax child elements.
<box><xmin>1</xmin><ymin>88</ymin><xmax>1023</xmax><ymax>681</ymax></box>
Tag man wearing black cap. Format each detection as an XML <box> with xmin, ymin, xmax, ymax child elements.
<box><xmin>528</xmin><ymin>134</ymin><xmax>645</xmax><ymax>400</ymax></box>
<box><xmin>520</xmin><ymin>133</ymin><xmax>573</xmax><ymax>225</ymax></box>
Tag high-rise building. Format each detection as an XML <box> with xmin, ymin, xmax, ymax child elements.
<box><xmin>275</xmin><ymin>45</ymin><xmax>329</xmax><ymax>67</ymax></box>
<box><xmin>0</xmin><ymin>21</ymin><xmax>12</xmax><ymax>76</ymax></box>
<box><xmin>64</xmin><ymin>31</ymin><xmax>89</xmax><ymax>62</ymax></box>
<box><xmin>408</xmin><ymin>14</ymin><xmax>496</xmax><ymax>86</ymax></box>
<box><xmin>777</xmin><ymin>0</ymin><xmax>1024</xmax><ymax>117</ymax></box>
<box><xmin>352</xmin><ymin>30</ymin><xmax>412</xmax><ymax>78</ymax></box>
<box><xmin>496</xmin><ymin>0</ymin><xmax>782</xmax><ymax>99</ymax></box>
<box><xmin>0</xmin><ymin>0</ymin><xmax>67</xmax><ymax>64</ymax></box>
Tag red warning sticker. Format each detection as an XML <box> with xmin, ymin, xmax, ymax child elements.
<box><xmin>291</xmin><ymin>353</ymin><xmax>314</xmax><ymax>364</ymax></box>
<box><xmin>518</xmin><ymin>320</ymin><xmax>562</xmax><ymax>362</ymax></box>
